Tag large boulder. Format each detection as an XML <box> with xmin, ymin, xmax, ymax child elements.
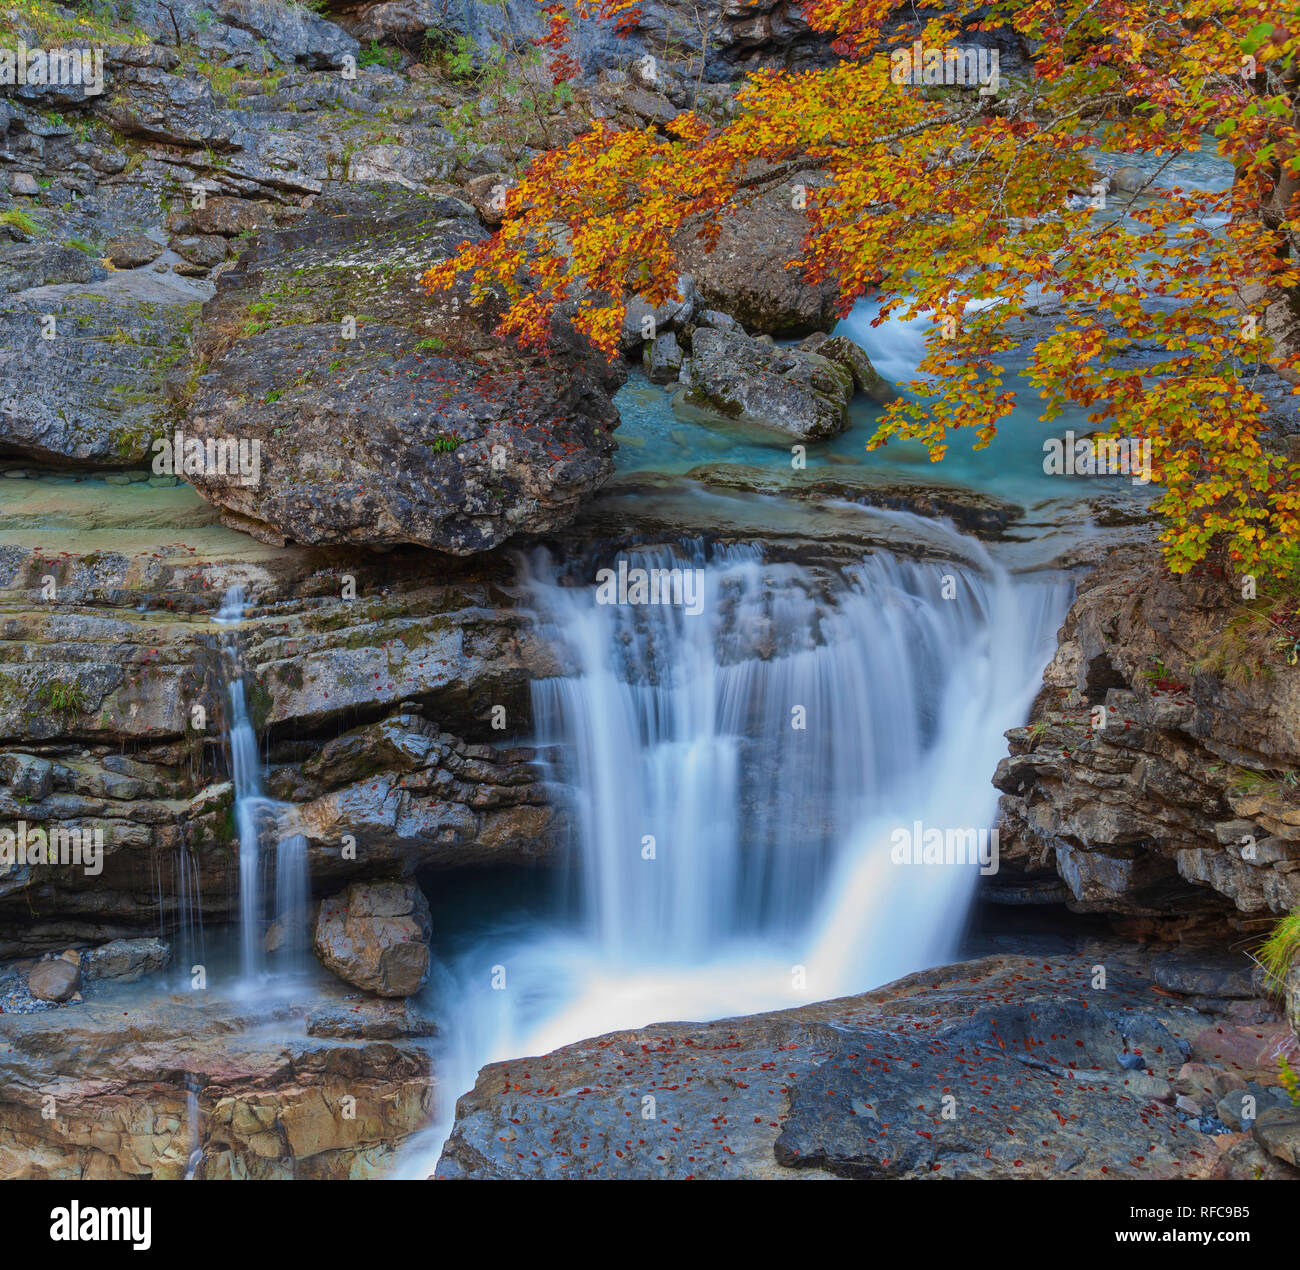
<box><xmin>0</xmin><ymin>267</ymin><xmax>204</xmax><ymax>466</ymax></box>
<box><xmin>437</xmin><ymin>951</ymin><xmax>1287</xmax><ymax>1180</ymax></box>
<box><xmin>181</xmin><ymin>184</ymin><xmax>623</xmax><ymax>551</ymax></box>
<box><xmin>680</xmin><ymin>326</ymin><xmax>853</xmax><ymax>440</ymax></box>
<box><xmin>674</xmin><ymin>171</ymin><xmax>839</xmax><ymax>336</ymax></box>
<box><xmin>314</xmin><ymin>880</ymin><xmax>433</xmax><ymax>998</ymax></box>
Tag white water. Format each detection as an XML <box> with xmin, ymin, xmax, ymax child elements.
<box><xmin>215</xmin><ymin>587</ymin><xmax>311</xmax><ymax>989</ymax></box>
<box><xmin>397</xmin><ymin>516</ymin><xmax>1072</xmax><ymax>1176</ymax></box>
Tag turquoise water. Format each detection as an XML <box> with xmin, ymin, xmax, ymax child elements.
<box><xmin>611</xmin><ymin>137</ymin><xmax>1234</xmax><ymax>508</ymax></box>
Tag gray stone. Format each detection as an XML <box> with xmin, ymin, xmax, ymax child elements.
<box><xmin>644</xmin><ymin>332</ymin><xmax>684</xmax><ymax>384</ymax></box>
<box><xmin>82</xmin><ymin>937</ymin><xmax>171</xmax><ymax>983</ymax></box>
<box><xmin>105</xmin><ymin>234</ymin><xmax>163</xmax><ymax>270</ymax></box>
<box><xmin>682</xmin><ymin>327</ymin><xmax>853</xmax><ymax>440</ymax></box>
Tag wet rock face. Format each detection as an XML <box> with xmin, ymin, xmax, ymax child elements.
<box><xmin>992</xmin><ymin>545</ymin><xmax>1300</xmax><ymax>923</ymax></box>
<box><xmin>314</xmin><ymin>880</ymin><xmax>432</xmax><ymax>997</ymax></box>
<box><xmin>436</xmin><ymin>950</ymin><xmax>1299</xmax><ymax>1180</ymax></box>
<box><xmin>0</xmin><ymin>544</ymin><xmax>566</xmax><ymax>954</ymax></box>
<box><xmin>182</xmin><ymin>184</ymin><xmax>623</xmax><ymax>552</ymax></box>
<box><xmin>0</xmin><ymin>992</ymin><xmax>432</xmax><ymax>1179</ymax></box>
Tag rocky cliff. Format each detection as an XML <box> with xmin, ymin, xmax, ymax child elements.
<box><xmin>992</xmin><ymin>544</ymin><xmax>1300</xmax><ymax>938</ymax></box>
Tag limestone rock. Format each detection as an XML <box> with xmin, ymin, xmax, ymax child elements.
<box><xmin>674</xmin><ymin>171</ymin><xmax>838</xmax><ymax>336</ymax></box>
<box><xmin>182</xmin><ymin>184</ymin><xmax>622</xmax><ymax>552</ymax></box>
<box><xmin>314</xmin><ymin>881</ymin><xmax>432</xmax><ymax>997</ymax></box>
<box><xmin>994</xmin><ymin>542</ymin><xmax>1300</xmax><ymax>923</ymax></box>
<box><xmin>681</xmin><ymin>327</ymin><xmax>853</xmax><ymax>440</ymax></box>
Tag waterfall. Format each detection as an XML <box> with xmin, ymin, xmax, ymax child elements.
<box><xmin>396</xmin><ymin>514</ymin><xmax>1073</xmax><ymax>1176</ymax></box>
<box><xmin>183</xmin><ymin>1076</ymin><xmax>202</xmax><ymax>1180</ymax></box>
<box><xmin>215</xmin><ymin>587</ymin><xmax>310</xmax><ymax>988</ymax></box>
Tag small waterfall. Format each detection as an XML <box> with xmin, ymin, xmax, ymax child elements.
<box><xmin>215</xmin><ymin>587</ymin><xmax>310</xmax><ymax>987</ymax></box>
<box><xmin>397</xmin><ymin>517</ymin><xmax>1073</xmax><ymax>1175</ymax></box>
<box><xmin>183</xmin><ymin>1076</ymin><xmax>202</xmax><ymax>1180</ymax></box>
<box><xmin>273</xmin><ymin>833</ymin><xmax>311</xmax><ymax>973</ymax></box>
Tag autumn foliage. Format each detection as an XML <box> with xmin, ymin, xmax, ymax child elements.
<box><xmin>426</xmin><ymin>0</ymin><xmax>1300</xmax><ymax>579</ymax></box>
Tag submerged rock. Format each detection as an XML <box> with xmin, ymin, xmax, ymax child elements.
<box><xmin>314</xmin><ymin>880</ymin><xmax>432</xmax><ymax>998</ymax></box>
<box><xmin>683</xmin><ymin>463</ymin><xmax>1025</xmax><ymax>539</ymax></box>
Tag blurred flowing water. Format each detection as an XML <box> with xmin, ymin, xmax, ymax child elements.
<box><xmin>216</xmin><ymin>587</ymin><xmax>311</xmax><ymax>990</ymax></box>
<box><xmin>397</xmin><ymin>520</ymin><xmax>1072</xmax><ymax>1176</ymax></box>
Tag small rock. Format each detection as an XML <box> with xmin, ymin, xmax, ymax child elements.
<box><xmin>10</xmin><ymin>172</ymin><xmax>39</xmax><ymax>196</ymax></box>
<box><xmin>1175</xmin><ymin>1094</ymin><xmax>1203</xmax><ymax>1116</ymax></box>
<box><xmin>1175</xmin><ymin>1061</ymin><xmax>1245</xmax><ymax>1102</ymax></box>
<box><xmin>644</xmin><ymin>332</ymin><xmax>684</xmax><ymax>385</ymax></box>
<box><xmin>314</xmin><ymin>880</ymin><xmax>432</xmax><ymax>998</ymax></box>
<box><xmin>105</xmin><ymin>234</ymin><xmax>162</xmax><ymax>270</ymax></box>
<box><xmin>1117</xmin><ymin>1051</ymin><xmax>1145</xmax><ymax>1070</ymax></box>
<box><xmin>1252</xmin><ymin>1106</ymin><xmax>1300</xmax><ymax>1166</ymax></box>
<box><xmin>1217</xmin><ymin>1090</ymin><xmax>1257</xmax><ymax>1131</ymax></box>
<box><xmin>28</xmin><ymin>958</ymin><xmax>81</xmax><ymax>1002</ymax></box>
<box><xmin>464</xmin><ymin>173</ymin><xmax>513</xmax><ymax>227</ymax></box>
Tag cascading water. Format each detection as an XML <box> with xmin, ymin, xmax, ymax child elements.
<box><xmin>215</xmin><ymin>587</ymin><xmax>310</xmax><ymax>987</ymax></box>
<box><xmin>398</xmin><ymin>513</ymin><xmax>1073</xmax><ymax>1176</ymax></box>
